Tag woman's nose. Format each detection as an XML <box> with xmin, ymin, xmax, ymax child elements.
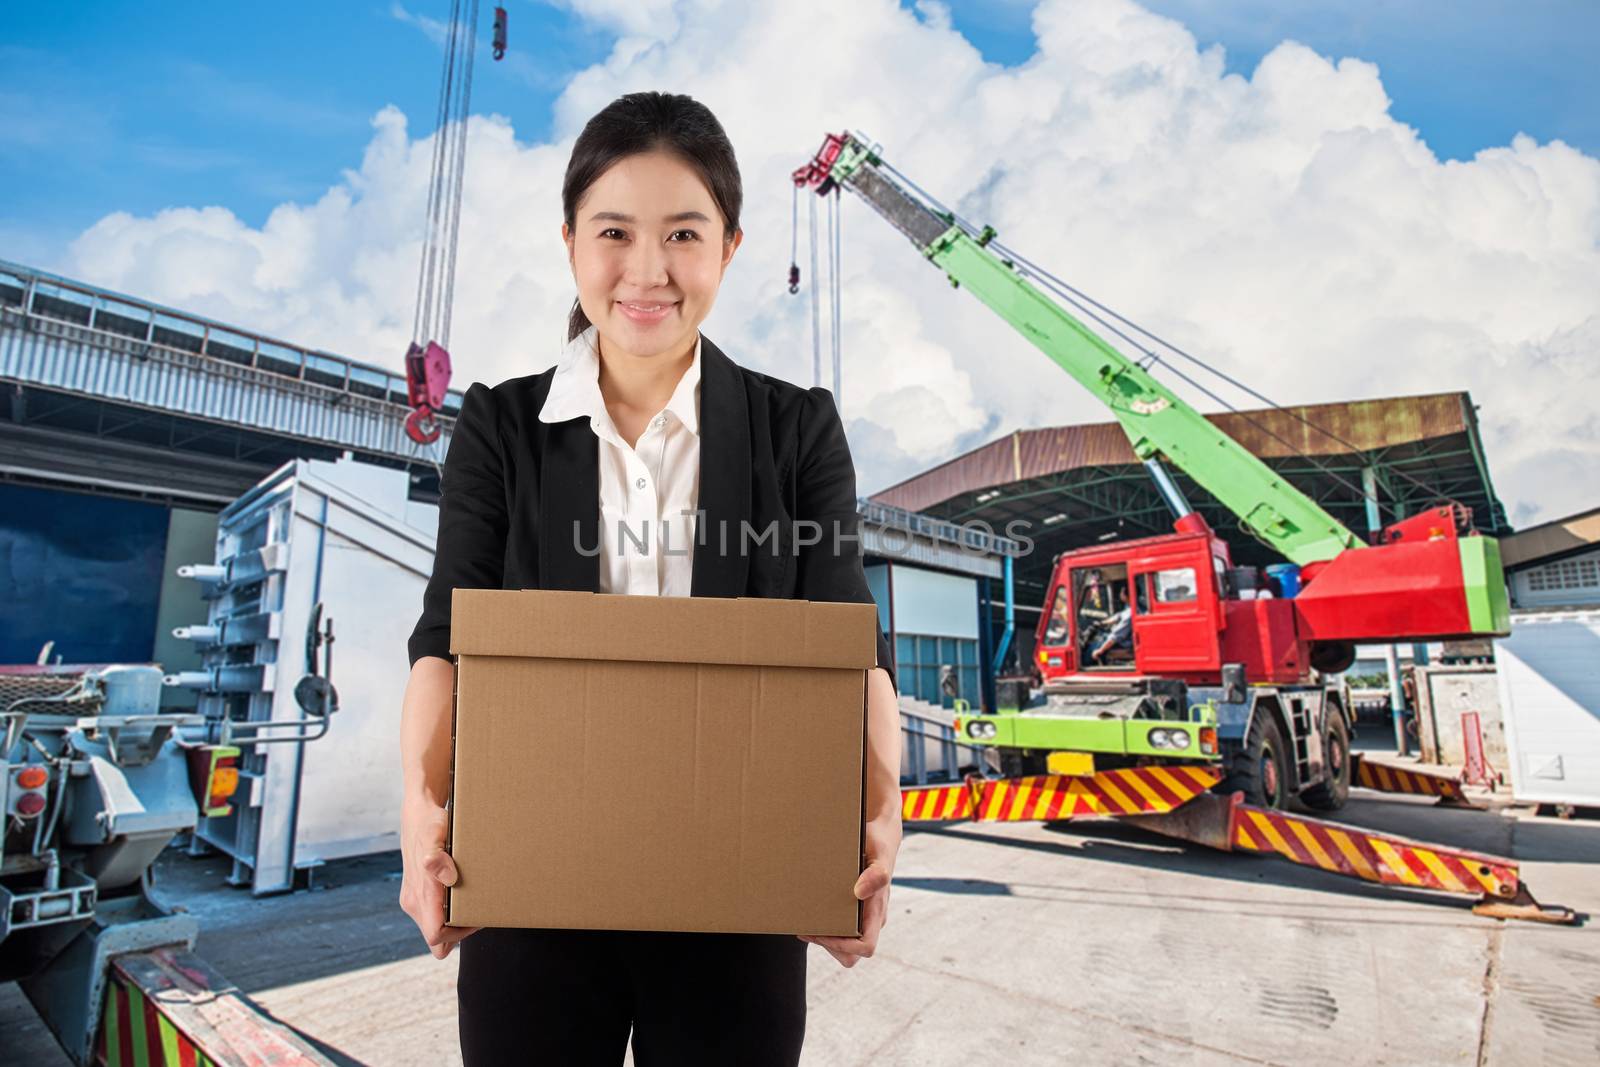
<box><xmin>622</xmin><ymin>241</ymin><xmax>670</xmax><ymax>289</ymax></box>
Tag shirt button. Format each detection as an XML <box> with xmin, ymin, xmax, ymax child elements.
<box><xmin>635</xmin><ymin>477</ymin><xmax>647</xmax><ymax>490</ymax></box>
<box><xmin>653</xmin><ymin>414</ymin><xmax>667</xmax><ymax>429</ymax></box>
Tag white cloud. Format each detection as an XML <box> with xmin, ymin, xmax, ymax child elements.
<box><xmin>62</xmin><ymin>0</ymin><xmax>1600</xmax><ymax>527</ymax></box>
<box><xmin>389</xmin><ymin>2</ymin><xmax>450</xmax><ymax>47</ymax></box>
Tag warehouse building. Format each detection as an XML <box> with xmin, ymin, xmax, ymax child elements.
<box><xmin>1499</xmin><ymin>505</ymin><xmax>1600</xmax><ymax>610</ymax></box>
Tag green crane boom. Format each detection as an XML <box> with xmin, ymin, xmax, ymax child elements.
<box><xmin>808</xmin><ymin>136</ymin><xmax>1366</xmax><ymax>566</ymax></box>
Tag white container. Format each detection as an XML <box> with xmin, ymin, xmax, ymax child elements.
<box><xmin>1494</xmin><ymin>610</ymin><xmax>1600</xmax><ymax>807</ymax></box>
<box><xmin>179</xmin><ymin>457</ymin><xmax>438</xmax><ymax>893</ymax></box>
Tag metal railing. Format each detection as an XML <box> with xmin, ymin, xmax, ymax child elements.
<box><xmin>899</xmin><ymin>708</ymin><xmax>984</xmax><ymax>786</ymax></box>
<box><xmin>860</xmin><ymin>497</ymin><xmax>1024</xmax><ymax>558</ymax></box>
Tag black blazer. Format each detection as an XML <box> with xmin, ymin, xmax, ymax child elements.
<box><xmin>406</xmin><ymin>333</ymin><xmax>896</xmax><ymax>692</ymax></box>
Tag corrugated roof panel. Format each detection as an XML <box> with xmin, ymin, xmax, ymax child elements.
<box><xmin>873</xmin><ymin>392</ymin><xmax>1473</xmax><ymax>513</ymax></box>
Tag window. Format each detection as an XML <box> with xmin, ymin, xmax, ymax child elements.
<box><xmin>1154</xmin><ymin>567</ymin><xmax>1198</xmax><ymax>604</ymax></box>
<box><xmin>895</xmin><ymin>632</ymin><xmax>981</xmax><ymax>708</ymax></box>
<box><xmin>1043</xmin><ymin>586</ymin><xmax>1070</xmax><ymax>644</ymax></box>
<box><xmin>1527</xmin><ymin>557</ymin><xmax>1599</xmax><ymax>592</ymax></box>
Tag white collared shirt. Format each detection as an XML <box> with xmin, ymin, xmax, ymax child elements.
<box><xmin>537</xmin><ymin>325</ymin><xmax>701</xmax><ymax>597</ymax></box>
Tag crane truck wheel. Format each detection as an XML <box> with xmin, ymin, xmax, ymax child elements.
<box><xmin>1221</xmin><ymin>712</ymin><xmax>1289</xmax><ymax>810</ymax></box>
<box><xmin>1300</xmin><ymin>708</ymin><xmax>1352</xmax><ymax>811</ymax></box>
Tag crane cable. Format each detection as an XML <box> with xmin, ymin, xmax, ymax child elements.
<box><xmin>807</xmin><ymin>190</ymin><xmax>822</xmax><ymax>389</ymax></box>
<box><xmin>792</xmin><ymin>182</ymin><xmax>846</xmax><ymax>400</ymax></box>
<box><xmin>995</xmin><ymin>237</ymin><xmax>1457</xmax><ymax>527</ymax></box>
<box><xmin>872</xmin><ymin>156</ymin><xmax>1461</xmax><ymax>532</ymax></box>
<box><xmin>828</xmin><ymin>184</ymin><xmax>843</xmax><ymax>408</ymax></box>
<box><xmin>405</xmin><ymin>0</ymin><xmax>484</xmax><ymax>475</ymax></box>
<box><xmin>412</xmin><ymin>0</ymin><xmax>480</xmax><ymax>353</ymax></box>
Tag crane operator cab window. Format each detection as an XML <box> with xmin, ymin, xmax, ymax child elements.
<box><xmin>1153</xmin><ymin>567</ymin><xmax>1198</xmax><ymax>603</ymax></box>
<box><xmin>1043</xmin><ymin>585</ymin><xmax>1072</xmax><ymax>645</ymax></box>
<box><xmin>1073</xmin><ymin>565</ymin><xmax>1134</xmax><ymax>669</ymax></box>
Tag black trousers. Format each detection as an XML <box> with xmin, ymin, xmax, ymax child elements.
<box><xmin>457</xmin><ymin>927</ymin><xmax>808</xmax><ymax>1065</ymax></box>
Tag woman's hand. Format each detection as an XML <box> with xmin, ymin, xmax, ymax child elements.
<box><xmin>399</xmin><ymin>794</ymin><xmax>480</xmax><ymax>959</ymax></box>
<box><xmin>799</xmin><ymin>812</ymin><xmax>901</xmax><ymax>968</ymax></box>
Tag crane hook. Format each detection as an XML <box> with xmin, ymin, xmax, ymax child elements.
<box><xmin>492</xmin><ymin>6</ymin><xmax>508</xmax><ymax>61</ymax></box>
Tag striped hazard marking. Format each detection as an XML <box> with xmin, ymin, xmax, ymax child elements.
<box><xmin>1231</xmin><ymin>805</ymin><xmax>1518</xmax><ymax>899</ymax></box>
<box><xmin>100</xmin><ymin>968</ymin><xmax>223</xmax><ymax>1067</ymax></box>
<box><xmin>1353</xmin><ymin>754</ymin><xmax>1470</xmax><ymax>804</ymax></box>
<box><xmin>902</xmin><ymin>765</ymin><xmax>1221</xmax><ymax>824</ymax></box>
<box><xmin>901</xmin><ymin>781</ymin><xmax>976</xmax><ymax>822</ymax></box>
<box><xmin>100</xmin><ymin>950</ymin><xmax>333</xmax><ymax>1067</ymax></box>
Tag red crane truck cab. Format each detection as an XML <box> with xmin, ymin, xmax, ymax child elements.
<box><xmin>1033</xmin><ymin>514</ymin><xmax>1310</xmax><ymax>690</ymax></box>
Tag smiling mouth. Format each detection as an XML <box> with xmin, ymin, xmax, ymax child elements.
<box><xmin>618</xmin><ymin>301</ymin><xmax>677</xmax><ymax>312</ymax></box>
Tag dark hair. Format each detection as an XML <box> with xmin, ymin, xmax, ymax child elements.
<box><xmin>562</xmin><ymin>91</ymin><xmax>743</xmax><ymax>341</ymax></box>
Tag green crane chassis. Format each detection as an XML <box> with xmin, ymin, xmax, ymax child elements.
<box><xmin>956</xmin><ymin>678</ymin><xmax>1354</xmax><ymax>812</ymax></box>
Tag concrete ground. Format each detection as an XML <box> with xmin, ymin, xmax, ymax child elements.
<box><xmin>5</xmin><ymin>772</ymin><xmax>1599</xmax><ymax>1066</ymax></box>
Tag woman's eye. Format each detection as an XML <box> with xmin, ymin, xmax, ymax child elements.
<box><xmin>599</xmin><ymin>228</ymin><xmax>627</xmax><ymax>240</ymax></box>
<box><xmin>668</xmin><ymin>229</ymin><xmax>700</xmax><ymax>242</ymax></box>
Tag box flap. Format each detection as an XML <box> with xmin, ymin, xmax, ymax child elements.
<box><xmin>449</xmin><ymin>589</ymin><xmax>877</xmax><ymax>669</ymax></box>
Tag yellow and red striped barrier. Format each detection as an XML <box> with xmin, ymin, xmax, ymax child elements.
<box><xmin>1231</xmin><ymin>804</ymin><xmax>1516</xmax><ymax>898</ymax></box>
<box><xmin>1352</xmin><ymin>754</ymin><xmax>1471</xmax><ymax>805</ymax></box>
<box><xmin>1137</xmin><ymin>792</ymin><xmax>1573</xmax><ymax>921</ymax></box>
<box><xmin>902</xmin><ymin>765</ymin><xmax>1221</xmax><ymax>824</ymax></box>
<box><xmin>905</xmin><ymin>770</ymin><xmax>1575</xmax><ymax>922</ymax></box>
<box><xmin>903</xmin><ymin>770</ymin><xmax>1575</xmax><ymax>922</ymax></box>
<box><xmin>901</xmin><ymin>781</ymin><xmax>976</xmax><ymax>822</ymax></box>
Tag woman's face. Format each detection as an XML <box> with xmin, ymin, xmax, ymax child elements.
<box><xmin>563</xmin><ymin>149</ymin><xmax>741</xmax><ymax>362</ymax></box>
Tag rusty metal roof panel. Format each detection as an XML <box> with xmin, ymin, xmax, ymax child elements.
<box><xmin>1014</xmin><ymin>422</ymin><xmax>1134</xmax><ymax>477</ymax></box>
<box><xmin>872</xmin><ymin>392</ymin><xmax>1473</xmax><ymax>513</ymax></box>
<box><xmin>1211</xmin><ymin>393</ymin><xmax>1468</xmax><ymax>458</ymax></box>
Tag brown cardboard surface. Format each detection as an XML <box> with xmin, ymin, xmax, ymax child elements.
<box><xmin>446</xmin><ymin>589</ymin><xmax>875</xmax><ymax>936</ymax></box>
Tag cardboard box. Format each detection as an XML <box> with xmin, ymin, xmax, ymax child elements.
<box><xmin>445</xmin><ymin>589</ymin><xmax>876</xmax><ymax>936</ymax></box>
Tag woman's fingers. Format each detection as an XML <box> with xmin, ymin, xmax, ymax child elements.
<box><xmin>399</xmin><ymin>798</ymin><xmax>464</xmax><ymax>961</ymax></box>
<box><xmin>804</xmin><ymin>934</ymin><xmax>870</xmax><ymax>966</ymax></box>
<box><xmin>422</xmin><ymin>848</ymin><xmax>459</xmax><ymax>886</ymax></box>
<box><xmin>798</xmin><ymin>935</ymin><xmax>861</xmax><ymax>968</ymax></box>
<box><xmin>854</xmin><ymin>859</ymin><xmax>891</xmax><ymax>899</ymax></box>
<box><xmin>803</xmin><ymin>886</ymin><xmax>889</xmax><ymax>967</ymax></box>
<box><xmin>819</xmin><ymin>942</ymin><xmax>855</xmax><ymax>968</ymax></box>
<box><xmin>801</xmin><ymin>855</ymin><xmax>895</xmax><ymax>969</ymax></box>
<box><xmin>427</xmin><ymin>924</ymin><xmax>481</xmax><ymax>959</ymax></box>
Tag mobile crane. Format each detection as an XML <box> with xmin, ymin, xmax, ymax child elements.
<box><xmin>795</xmin><ymin>133</ymin><xmax>1572</xmax><ymax>923</ymax></box>
<box><xmin>794</xmin><ymin>131</ymin><xmax>1509</xmax><ymax>813</ymax></box>
<box><xmin>790</xmin><ymin>127</ymin><xmax>1523</xmax><ymax>793</ymax></box>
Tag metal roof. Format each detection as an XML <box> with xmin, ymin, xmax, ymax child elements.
<box><xmin>1500</xmin><ymin>505</ymin><xmax>1600</xmax><ymax>569</ymax></box>
<box><xmin>874</xmin><ymin>392</ymin><xmax>1481</xmax><ymax>512</ymax></box>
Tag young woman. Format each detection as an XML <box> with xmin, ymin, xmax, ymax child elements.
<box><xmin>397</xmin><ymin>91</ymin><xmax>903</xmax><ymax>1064</ymax></box>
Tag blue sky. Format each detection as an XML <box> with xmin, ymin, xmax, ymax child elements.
<box><xmin>0</xmin><ymin>0</ymin><xmax>1594</xmax><ymax>269</ymax></box>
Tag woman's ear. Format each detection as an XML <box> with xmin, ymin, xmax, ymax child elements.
<box><xmin>720</xmin><ymin>227</ymin><xmax>744</xmax><ymax>272</ymax></box>
<box><xmin>561</xmin><ymin>222</ymin><xmax>575</xmax><ymax>271</ymax></box>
